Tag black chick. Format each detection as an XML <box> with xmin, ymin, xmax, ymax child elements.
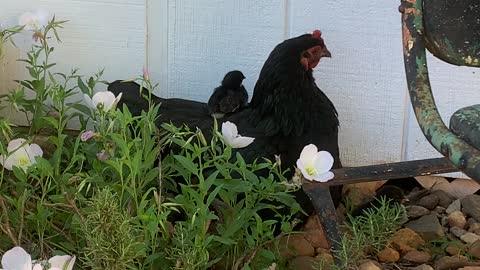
<box><xmin>350</xmin><ymin>185</ymin><xmax>408</xmax><ymax>217</ymax></box>
<box><xmin>207</xmin><ymin>70</ymin><xmax>248</xmax><ymax>118</ymax></box>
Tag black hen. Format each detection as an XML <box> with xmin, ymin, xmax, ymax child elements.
<box><xmin>207</xmin><ymin>70</ymin><xmax>248</xmax><ymax>119</ymax></box>
<box><xmin>109</xmin><ymin>29</ymin><xmax>342</xmax><ymax>213</ymax></box>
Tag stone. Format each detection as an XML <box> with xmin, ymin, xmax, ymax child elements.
<box><xmin>390</xmin><ymin>228</ymin><xmax>425</xmax><ymax>253</ymax></box>
<box><xmin>469</xmin><ymin>218</ymin><xmax>479</xmax><ymax>225</ymax></box>
<box><xmin>448</xmin><ymin>211</ymin><xmax>467</xmax><ymax>229</ymax></box>
<box><xmin>315</xmin><ymin>247</ymin><xmax>330</xmax><ymax>255</ymax></box>
<box><xmin>441</xmin><ymin>216</ymin><xmax>449</xmax><ymax>227</ymax></box>
<box><xmin>433</xmin><ymin>206</ymin><xmax>446</xmax><ymax>216</ymax></box>
<box><xmin>446</xmin><ymin>199</ymin><xmax>461</xmax><ymax>214</ymax></box>
<box><xmin>434</xmin><ymin>255</ymin><xmax>469</xmax><ymax>270</ymax></box>
<box><xmin>462</xmin><ymin>195</ymin><xmax>480</xmax><ymax>221</ymax></box>
<box><xmin>402</xmin><ymin>250</ymin><xmax>431</xmax><ymax>264</ymax></box>
<box><xmin>460</xmin><ymin>232</ymin><xmax>480</xmax><ymax>244</ymax></box>
<box><xmin>445</xmin><ymin>243</ymin><xmax>464</xmax><ymax>256</ymax></box>
<box><xmin>434</xmin><ymin>190</ymin><xmax>454</xmax><ymax>208</ymax></box>
<box><xmin>458</xmin><ymin>267</ymin><xmax>480</xmax><ymax>270</ymax></box>
<box><xmin>469</xmin><ymin>223</ymin><xmax>480</xmax><ymax>234</ymax></box>
<box><xmin>450</xmin><ymin>226</ymin><xmax>468</xmax><ymax>238</ymax></box>
<box><xmin>303</xmin><ymin>215</ymin><xmax>321</xmax><ymax>230</ymax></box>
<box><xmin>288</xmin><ymin>256</ymin><xmax>317</xmax><ymax>270</ymax></box>
<box><xmin>469</xmin><ymin>240</ymin><xmax>480</xmax><ymax>260</ymax></box>
<box><xmin>315</xmin><ymin>253</ymin><xmax>334</xmax><ymax>268</ymax></box>
<box><xmin>304</xmin><ymin>229</ymin><xmax>330</xmax><ymax>249</ymax></box>
<box><xmin>405</xmin><ymin>214</ymin><xmax>445</xmax><ymax>241</ymax></box>
<box><xmin>407</xmin><ymin>205</ymin><xmax>430</xmax><ymax>219</ymax></box>
<box><xmin>279</xmin><ymin>234</ymin><xmax>315</xmax><ymax>258</ymax></box>
<box><xmin>377</xmin><ymin>246</ymin><xmax>400</xmax><ymax>263</ymax></box>
<box><xmin>358</xmin><ymin>260</ymin><xmax>381</xmax><ymax>270</ymax></box>
<box><xmin>411</xmin><ymin>264</ymin><xmax>434</xmax><ymax>270</ymax></box>
<box><xmin>417</xmin><ymin>193</ymin><xmax>440</xmax><ymax>210</ymax></box>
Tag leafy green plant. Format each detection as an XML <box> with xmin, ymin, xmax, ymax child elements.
<box><xmin>0</xmin><ymin>13</ymin><xmax>303</xmax><ymax>270</ymax></box>
<box><xmin>326</xmin><ymin>196</ymin><xmax>406</xmax><ymax>270</ymax></box>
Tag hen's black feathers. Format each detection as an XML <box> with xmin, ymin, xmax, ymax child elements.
<box><xmin>109</xmin><ymin>31</ymin><xmax>342</xmax><ymax>212</ymax></box>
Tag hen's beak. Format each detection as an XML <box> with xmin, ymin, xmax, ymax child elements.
<box><xmin>323</xmin><ymin>49</ymin><xmax>332</xmax><ymax>58</ymax></box>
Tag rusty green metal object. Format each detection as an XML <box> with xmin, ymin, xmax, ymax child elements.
<box><xmin>450</xmin><ymin>105</ymin><xmax>480</xmax><ymax>150</ymax></box>
<box><xmin>400</xmin><ymin>0</ymin><xmax>480</xmax><ymax>181</ymax></box>
<box><xmin>423</xmin><ymin>0</ymin><xmax>480</xmax><ymax>66</ymax></box>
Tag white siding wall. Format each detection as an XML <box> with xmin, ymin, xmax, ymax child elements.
<box><xmin>2</xmin><ymin>0</ymin><xmax>480</xmax><ymax>174</ymax></box>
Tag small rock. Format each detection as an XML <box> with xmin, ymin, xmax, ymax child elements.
<box><xmin>469</xmin><ymin>223</ymin><xmax>480</xmax><ymax>234</ymax></box>
<box><xmin>315</xmin><ymin>247</ymin><xmax>330</xmax><ymax>255</ymax></box>
<box><xmin>304</xmin><ymin>229</ymin><xmax>330</xmax><ymax>249</ymax></box>
<box><xmin>448</xmin><ymin>211</ymin><xmax>467</xmax><ymax>229</ymax></box>
<box><xmin>411</xmin><ymin>264</ymin><xmax>434</xmax><ymax>270</ymax></box>
<box><xmin>458</xmin><ymin>267</ymin><xmax>480</xmax><ymax>270</ymax></box>
<box><xmin>434</xmin><ymin>190</ymin><xmax>454</xmax><ymax>208</ymax></box>
<box><xmin>433</xmin><ymin>206</ymin><xmax>446</xmax><ymax>215</ymax></box>
<box><xmin>315</xmin><ymin>253</ymin><xmax>334</xmax><ymax>268</ymax></box>
<box><xmin>358</xmin><ymin>260</ymin><xmax>382</xmax><ymax>270</ymax></box>
<box><xmin>446</xmin><ymin>199</ymin><xmax>461</xmax><ymax>214</ymax></box>
<box><xmin>450</xmin><ymin>226</ymin><xmax>468</xmax><ymax>238</ymax></box>
<box><xmin>303</xmin><ymin>215</ymin><xmax>321</xmax><ymax>230</ymax></box>
<box><xmin>469</xmin><ymin>218</ymin><xmax>479</xmax><ymax>225</ymax></box>
<box><xmin>417</xmin><ymin>193</ymin><xmax>440</xmax><ymax>210</ymax></box>
<box><xmin>390</xmin><ymin>228</ymin><xmax>426</xmax><ymax>253</ymax></box>
<box><xmin>461</xmin><ymin>195</ymin><xmax>480</xmax><ymax>221</ymax></box>
<box><xmin>279</xmin><ymin>234</ymin><xmax>315</xmax><ymax>258</ymax></box>
<box><xmin>461</xmin><ymin>232</ymin><xmax>480</xmax><ymax>244</ymax></box>
<box><xmin>402</xmin><ymin>250</ymin><xmax>431</xmax><ymax>264</ymax></box>
<box><xmin>445</xmin><ymin>243</ymin><xmax>464</xmax><ymax>256</ymax></box>
<box><xmin>377</xmin><ymin>246</ymin><xmax>400</xmax><ymax>262</ymax></box>
<box><xmin>441</xmin><ymin>216</ymin><xmax>449</xmax><ymax>227</ymax></box>
<box><xmin>288</xmin><ymin>256</ymin><xmax>317</xmax><ymax>270</ymax></box>
<box><xmin>469</xmin><ymin>223</ymin><xmax>480</xmax><ymax>230</ymax></box>
<box><xmin>469</xmin><ymin>240</ymin><xmax>480</xmax><ymax>259</ymax></box>
<box><xmin>407</xmin><ymin>205</ymin><xmax>430</xmax><ymax>219</ymax></box>
<box><xmin>405</xmin><ymin>214</ymin><xmax>445</xmax><ymax>241</ymax></box>
<box><xmin>434</xmin><ymin>255</ymin><xmax>469</xmax><ymax>270</ymax></box>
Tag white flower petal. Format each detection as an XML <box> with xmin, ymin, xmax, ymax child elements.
<box><xmin>1</xmin><ymin>246</ymin><xmax>32</xmax><ymax>270</ymax></box>
<box><xmin>34</xmin><ymin>9</ymin><xmax>50</xmax><ymax>27</ymax></box>
<box><xmin>312</xmin><ymin>171</ymin><xmax>334</xmax><ymax>182</ymax></box>
<box><xmin>92</xmin><ymin>91</ymin><xmax>116</xmax><ymax>111</ymax></box>
<box><xmin>231</xmin><ymin>136</ymin><xmax>255</xmax><ymax>148</ymax></box>
<box><xmin>33</xmin><ymin>263</ymin><xmax>43</xmax><ymax>270</ymax></box>
<box><xmin>27</xmin><ymin>143</ymin><xmax>43</xmax><ymax>163</ymax></box>
<box><xmin>313</xmin><ymin>151</ymin><xmax>334</xmax><ymax>174</ymax></box>
<box><xmin>222</xmin><ymin>121</ymin><xmax>237</xmax><ymax>139</ymax></box>
<box><xmin>7</xmin><ymin>138</ymin><xmax>26</xmax><ymax>152</ymax></box>
<box><xmin>49</xmin><ymin>255</ymin><xmax>75</xmax><ymax>270</ymax></box>
<box><xmin>296</xmin><ymin>159</ymin><xmax>314</xmax><ymax>181</ymax></box>
<box><xmin>19</xmin><ymin>12</ymin><xmax>38</xmax><ymax>31</ymax></box>
<box><xmin>299</xmin><ymin>144</ymin><xmax>318</xmax><ymax>166</ymax></box>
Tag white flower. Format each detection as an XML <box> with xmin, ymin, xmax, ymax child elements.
<box><xmin>48</xmin><ymin>255</ymin><xmax>75</xmax><ymax>270</ymax></box>
<box><xmin>0</xmin><ymin>247</ymin><xmax>75</xmax><ymax>270</ymax></box>
<box><xmin>0</xmin><ymin>138</ymin><xmax>43</xmax><ymax>171</ymax></box>
<box><xmin>84</xmin><ymin>91</ymin><xmax>122</xmax><ymax>112</ymax></box>
<box><xmin>296</xmin><ymin>144</ymin><xmax>334</xmax><ymax>182</ymax></box>
<box><xmin>1</xmin><ymin>246</ymin><xmax>32</xmax><ymax>270</ymax></box>
<box><xmin>19</xmin><ymin>9</ymin><xmax>50</xmax><ymax>31</ymax></box>
<box><xmin>221</xmin><ymin>121</ymin><xmax>254</xmax><ymax>148</ymax></box>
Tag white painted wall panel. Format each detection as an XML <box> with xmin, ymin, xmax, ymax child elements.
<box><xmin>165</xmin><ymin>0</ymin><xmax>286</xmax><ymax>100</ymax></box>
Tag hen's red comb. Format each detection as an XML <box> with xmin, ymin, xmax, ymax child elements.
<box><xmin>312</xmin><ymin>29</ymin><xmax>322</xmax><ymax>39</ymax></box>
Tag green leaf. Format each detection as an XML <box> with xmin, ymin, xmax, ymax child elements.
<box><xmin>173</xmin><ymin>155</ymin><xmax>198</xmax><ymax>176</ymax></box>
<box><xmin>206</xmin><ymin>184</ymin><xmax>223</xmax><ymax>207</ymax></box>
